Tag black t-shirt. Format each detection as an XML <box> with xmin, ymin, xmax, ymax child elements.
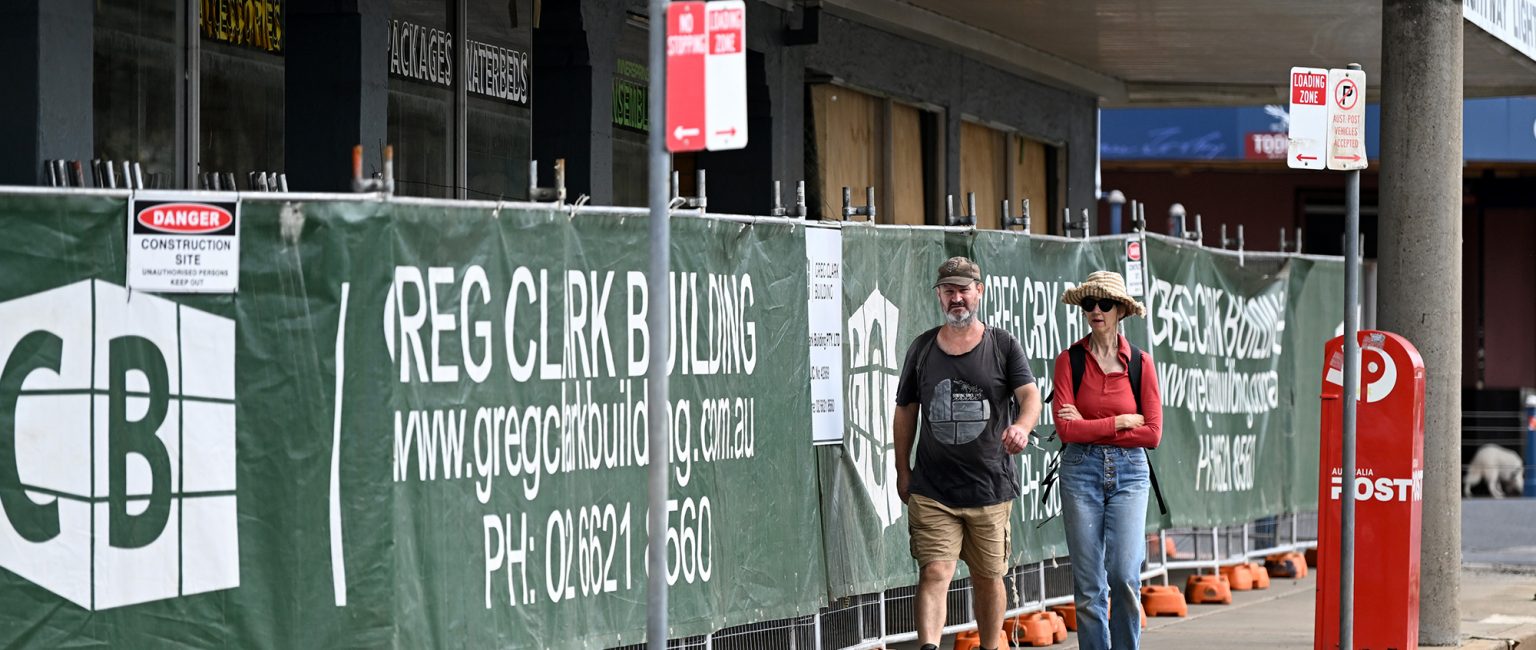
<box><xmin>895</xmin><ymin>325</ymin><xmax>1035</xmax><ymax>508</ymax></box>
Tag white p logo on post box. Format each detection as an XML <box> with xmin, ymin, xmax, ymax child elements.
<box><xmin>0</xmin><ymin>280</ymin><xmax>238</xmax><ymax>610</ymax></box>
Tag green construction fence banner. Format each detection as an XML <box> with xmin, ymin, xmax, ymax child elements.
<box><xmin>1141</xmin><ymin>236</ymin><xmax>1344</xmax><ymax>528</ymax></box>
<box><xmin>0</xmin><ymin>192</ymin><xmax>1343</xmax><ymax>645</ymax></box>
<box><xmin>0</xmin><ymin>195</ymin><xmax>823</xmax><ymax>648</ymax></box>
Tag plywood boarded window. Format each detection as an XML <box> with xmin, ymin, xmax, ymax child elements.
<box><xmin>889</xmin><ymin>102</ymin><xmax>926</xmax><ymax>225</ymax></box>
<box><xmin>810</xmin><ymin>85</ymin><xmax>881</xmax><ymax>221</ymax></box>
<box><xmin>809</xmin><ymin>84</ymin><xmax>931</xmax><ymax>224</ymax></box>
<box><xmin>1013</xmin><ymin>134</ymin><xmax>1050</xmax><ymax>235</ymax></box>
<box><xmin>960</xmin><ymin>121</ymin><xmax>1006</xmax><ymax>229</ymax></box>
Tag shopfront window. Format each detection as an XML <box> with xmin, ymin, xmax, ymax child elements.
<box><xmin>94</xmin><ymin>0</ymin><xmax>179</xmax><ymax>187</ymax></box>
<box><xmin>200</xmin><ymin>0</ymin><xmax>285</xmax><ymax>186</ymax></box>
<box><xmin>465</xmin><ymin>0</ymin><xmax>533</xmax><ymax>200</ymax></box>
<box><xmin>389</xmin><ymin>0</ymin><xmax>455</xmax><ymax>197</ymax></box>
<box><xmin>611</xmin><ymin>16</ymin><xmax>650</xmax><ymax>207</ymax></box>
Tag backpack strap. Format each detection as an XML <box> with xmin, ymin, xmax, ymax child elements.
<box><xmin>1127</xmin><ymin>343</ymin><xmax>1144</xmax><ymax>414</ymax></box>
<box><xmin>1040</xmin><ymin>338</ymin><xmax>1169</xmax><ymax>518</ymax></box>
<box><xmin>910</xmin><ymin>327</ymin><xmax>940</xmax><ymax>386</ymax></box>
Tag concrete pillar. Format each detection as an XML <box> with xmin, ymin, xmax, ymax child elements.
<box><xmin>0</xmin><ymin>0</ymin><xmax>93</xmax><ymax>186</ymax></box>
<box><xmin>1378</xmin><ymin>1</ymin><xmax>1462</xmax><ymax>645</ymax></box>
<box><xmin>284</xmin><ymin>0</ymin><xmax>390</xmax><ymax>192</ymax></box>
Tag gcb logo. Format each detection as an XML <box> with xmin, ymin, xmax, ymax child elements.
<box><xmin>845</xmin><ymin>289</ymin><xmax>904</xmax><ymax>529</ymax></box>
<box><xmin>0</xmin><ymin>280</ymin><xmax>238</xmax><ymax>610</ymax></box>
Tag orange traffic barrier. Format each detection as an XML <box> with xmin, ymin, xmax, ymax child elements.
<box><xmin>1185</xmin><ymin>573</ymin><xmax>1233</xmax><ymax>604</ymax></box>
<box><xmin>953</xmin><ymin>629</ymin><xmax>980</xmax><ymax>650</ymax></box>
<box><xmin>1049</xmin><ymin>604</ymin><xmax>1077</xmax><ymax>631</ymax></box>
<box><xmin>1220</xmin><ymin>563</ymin><xmax>1256</xmax><ymax>591</ymax></box>
<box><xmin>1248</xmin><ymin>562</ymin><xmax>1270</xmax><ymax>589</ymax></box>
<box><xmin>1045</xmin><ymin>610</ymin><xmax>1068</xmax><ymax>642</ymax></box>
<box><xmin>1141</xmin><ymin>584</ymin><xmax>1189</xmax><ymax>617</ymax></box>
<box><xmin>1005</xmin><ymin>612</ymin><xmax>1057</xmax><ymax>647</ymax></box>
<box><xmin>1265</xmin><ymin>552</ymin><xmax>1308</xmax><ymax>579</ymax></box>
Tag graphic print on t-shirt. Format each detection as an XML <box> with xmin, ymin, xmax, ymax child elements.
<box><xmin>928</xmin><ymin>378</ymin><xmax>990</xmax><ymax>445</ymax></box>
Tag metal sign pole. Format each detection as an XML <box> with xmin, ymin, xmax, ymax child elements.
<box><xmin>647</xmin><ymin>0</ymin><xmax>672</xmax><ymax>647</ymax></box>
<box><xmin>1339</xmin><ymin>62</ymin><xmax>1363</xmax><ymax>643</ymax></box>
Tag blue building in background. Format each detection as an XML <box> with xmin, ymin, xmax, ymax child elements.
<box><xmin>1101</xmin><ymin>97</ymin><xmax>1536</xmax><ymax>163</ymax></box>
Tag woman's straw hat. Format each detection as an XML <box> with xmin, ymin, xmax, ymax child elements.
<box><xmin>1059</xmin><ymin>270</ymin><xmax>1147</xmax><ymax>317</ymax></box>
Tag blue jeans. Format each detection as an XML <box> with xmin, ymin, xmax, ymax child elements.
<box><xmin>1060</xmin><ymin>443</ymin><xmax>1150</xmax><ymax>650</ymax></box>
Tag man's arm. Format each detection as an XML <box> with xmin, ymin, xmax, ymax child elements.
<box><xmin>893</xmin><ymin>403</ymin><xmax>919</xmax><ymax>503</ymax></box>
<box><xmin>1002</xmin><ymin>383</ymin><xmax>1041</xmax><ymax>454</ymax></box>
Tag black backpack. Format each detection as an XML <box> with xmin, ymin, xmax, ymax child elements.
<box><xmin>1039</xmin><ymin>343</ymin><xmax>1169</xmax><ymax>518</ymax></box>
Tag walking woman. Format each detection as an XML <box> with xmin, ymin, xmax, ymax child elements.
<box><xmin>1052</xmin><ymin>270</ymin><xmax>1162</xmax><ymax>650</ymax></box>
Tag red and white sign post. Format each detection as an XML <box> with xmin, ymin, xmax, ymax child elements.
<box><xmin>705</xmin><ymin>1</ymin><xmax>747</xmax><ymax>151</ymax></box>
<box><xmin>1287</xmin><ymin>67</ymin><xmax>1328</xmax><ymax>170</ymax></box>
<box><xmin>1327</xmin><ymin>68</ymin><xmax>1368</xmax><ymax>170</ymax></box>
<box><xmin>666</xmin><ymin>0</ymin><xmax>748</xmax><ymax>153</ymax></box>
<box><xmin>665</xmin><ymin>2</ymin><xmax>708</xmax><ymax>152</ymax></box>
<box><xmin>1315</xmin><ymin>331</ymin><xmax>1425</xmax><ymax>650</ymax></box>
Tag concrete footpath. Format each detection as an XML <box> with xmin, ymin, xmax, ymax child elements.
<box><xmin>897</xmin><ymin>566</ymin><xmax>1536</xmax><ymax>649</ymax></box>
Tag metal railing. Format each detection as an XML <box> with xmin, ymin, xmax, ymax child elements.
<box><xmin>611</xmin><ymin>511</ymin><xmax>1319</xmax><ymax>649</ymax></box>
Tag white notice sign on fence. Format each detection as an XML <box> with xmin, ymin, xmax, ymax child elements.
<box><xmin>806</xmin><ymin>227</ymin><xmax>844</xmax><ymax>444</ymax></box>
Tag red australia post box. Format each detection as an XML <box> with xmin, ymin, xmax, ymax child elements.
<box><xmin>1315</xmin><ymin>330</ymin><xmax>1426</xmax><ymax>650</ymax></box>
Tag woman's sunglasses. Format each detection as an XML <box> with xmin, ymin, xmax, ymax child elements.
<box><xmin>1079</xmin><ymin>297</ymin><xmax>1120</xmax><ymax>313</ymax></box>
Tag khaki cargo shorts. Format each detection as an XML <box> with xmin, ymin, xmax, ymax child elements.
<box><xmin>907</xmin><ymin>494</ymin><xmax>1012</xmax><ymax>579</ymax></box>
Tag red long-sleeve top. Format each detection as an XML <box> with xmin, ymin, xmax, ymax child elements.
<box><xmin>1052</xmin><ymin>334</ymin><xmax>1163</xmax><ymax>448</ymax></box>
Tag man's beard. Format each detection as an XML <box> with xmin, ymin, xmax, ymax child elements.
<box><xmin>944</xmin><ymin>306</ymin><xmax>974</xmax><ymax>328</ymax></box>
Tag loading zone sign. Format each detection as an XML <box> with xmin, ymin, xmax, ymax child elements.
<box><xmin>128</xmin><ymin>196</ymin><xmax>241</xmax><ymax>293</ymax></box>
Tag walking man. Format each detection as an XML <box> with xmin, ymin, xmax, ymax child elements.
<box><xmin>893</xmin><ymin>256</ymin><xmax>1042</xmax><ymax>650</ymax></box>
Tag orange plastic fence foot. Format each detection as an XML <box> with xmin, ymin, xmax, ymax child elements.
<box><xmin>1248</xmin><ymin>562</ymin><xmax>1271</xmax><ymax>589</ymax></box>
<box><xmin>1005</xmin><ymin>612</ymin><xmax>1058</xmax><ymax>647</ymax></box>
<box><xmin>1185</xmin><ymin>574</ymin><xmax>1233</xmax><ymax>604</ymax></box>
<box><xmin>1141</xmin><ymin>584</ymin><xmax>1189</xmax><ymax>617</ymax></box>
<box><xmin>1049</xmin><ymin>604</ymin><xmax>1077</xmax><ymax>631</ymax></box>
<box><xmin>953</xmin><ymin>629</ymin><xmax>980</xmax><ymax>650</ymax></box>
<box><xmin>1220</xmin><ymin>563</ymin><xmax>1256</xmax><ymax>591</ymax></box>
<box><xmin>1045</xmin><ymin>610</ymin><xmax>1067</xmax><ymax>642</ymax></box>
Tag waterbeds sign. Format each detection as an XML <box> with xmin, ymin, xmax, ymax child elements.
<box><xmin>388</xmin><ymin>20</ymin><xmax>531</xmax><ymax>106</ymax></box>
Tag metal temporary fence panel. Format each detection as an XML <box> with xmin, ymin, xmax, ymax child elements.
<box><xmin>0</xmin><ymin>194</ymin><xmax>827</xmax><ymax>649</ymax></box>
